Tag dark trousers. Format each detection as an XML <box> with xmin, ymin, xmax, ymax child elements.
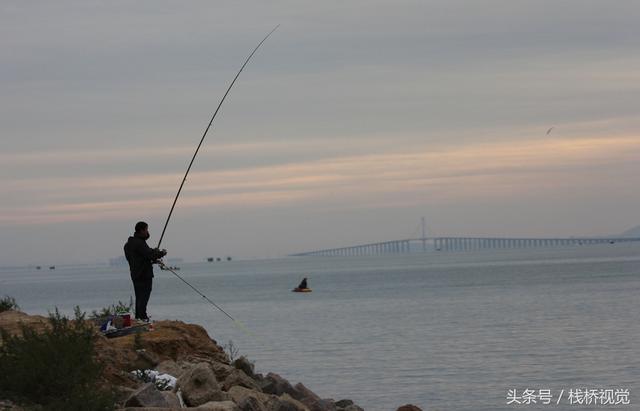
<box><xmin>133</xmin><ymin>279</ymin><xmax>153</xmax><ymax>319</ymax></box>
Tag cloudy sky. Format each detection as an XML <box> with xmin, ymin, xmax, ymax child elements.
<box><xmin>1</xmin><ymin>1</ymin><xmax>639</xmax><ymax>264</ymax></box>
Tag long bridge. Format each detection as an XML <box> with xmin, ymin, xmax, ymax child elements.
<box><xmin>290</xmin><ymin>236</ymin><xmax>640</xmax><ymax>257</ymax></box>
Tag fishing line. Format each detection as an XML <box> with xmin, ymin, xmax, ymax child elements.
<box><xmin>158</xmin><ymin>261</ymin><xmax>254</xmax><ymax>338</ymax></box>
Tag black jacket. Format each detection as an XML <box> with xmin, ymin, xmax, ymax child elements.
<box><xmin>124</xmin><ymin>234</ymin><xmax>164</xmax><ymax>282</ymax></box>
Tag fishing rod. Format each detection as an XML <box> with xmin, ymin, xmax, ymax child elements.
<box><xmin>157</xmin><ymin>24</ymin><xmax>280</xmax><ymax>249</ymax></box>
<box><xmin>153</xmin><ymin>26</ymin><xmax>279</xmax><ymax>330</ymax></box>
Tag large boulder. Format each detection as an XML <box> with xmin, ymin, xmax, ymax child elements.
<box><xmin>261</xmin><ymin>373</ymin><xmax>300</xmax><ymax>398</ymax></box>
<box><xmin>211</xmin><ymin>361</ymin><xmax>236</xmax><ymax>382</ymax></box>
<box><xmin>223</xmin><ymin>369</ymin><xmax>263</xmax><ymax>392</ymax></box>
<box><xmin>233</xmin><ymin>356</ymin><xmax>255</xmax><ymax>378</ymax></box>
<box><xmin>178</xmin><ymin>363</ymin><xmax>227</xmax><ymax>406</ymax></box>
<box><xmin>292</xmin><ymin>384</ymin><xmax>337</xmax><ymax>411</ymax></box>
<box><xmin>228</xmin><ymin>386</ymin><xmax>273</xmax><ymax>410</ymax></box>
<box><xmin>124</xmin><ymin>382</ymin><xmax>170</xmax><ymax>407</ymax></box>
<box><xmin>396</xmin><ymin>405</ymin><xmax>422</xmax><ymax>411</ymax></box>
<box><xmin>161</xmin><ymin>391</ymin><xmax>182</xmax><ymax>408</ymax></box>
<box><xmin>335</xmin><ymin>399</ymin><xmax>364</xmax><ymax>411</ymax></box>
<box><xmin>156</xmin><ymin>359</ymin><xmax>193</xmax><ymax>379</ymax></box>
<box><xmin>316</xmin><ymin>399</ymin><xmax>337</xmax><ymax>411</ymax></box>
<box><xmin>292</xmin><ymin>383</ymin><xmax>320</xmax><ymax>403</ymax></box>
<box><xmin>270</xmin><ymin>394</ymin><xmax>310</xmax><ymax>411</ymax></box>
<box><xmin>237</xmin><ymin>396</ymin><xmax>268</xmax><ymax>411</ymax></box>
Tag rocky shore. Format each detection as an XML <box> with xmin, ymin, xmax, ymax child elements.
<box><xmin>0</xmin><ymin>310</ymin><xmax>421</xmax><ymax>411</ymax></box>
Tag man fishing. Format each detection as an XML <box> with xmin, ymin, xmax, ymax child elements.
<box><xmin>124</xmin><ymin>221</ymin><xmax>167</xmax><ymax>322</ymax></box>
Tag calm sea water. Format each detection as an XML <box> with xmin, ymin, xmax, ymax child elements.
<box><xmin>1</xmin><ymin>244</ymin><xmax>639</xmax><ymax>411</ymax></box>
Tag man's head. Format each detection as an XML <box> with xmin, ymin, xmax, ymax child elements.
<box><xmin>134</xmin><ymin>221</ymin><xmax>150</xmax><ymax>240</ymax></box>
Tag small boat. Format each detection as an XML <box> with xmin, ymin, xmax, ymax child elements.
<box><xmin>293</xmin><ymin>277</ymin><xmax>311</xmax><ymax>292</ymax></box>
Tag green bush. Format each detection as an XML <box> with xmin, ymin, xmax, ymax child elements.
<box><xmin>0</xmin><ymin>308</ymin><xmax>115</xmax><ymax>411</ymax></box>
<box><xmin>90</xmin><ymin>297</ymin><xmax>133</xmax><ymax>321</ymax></box>
<box><xmin>0</xmin><ymin>296</ymin><xmax>19</xmax><ymax>312</ymax></box>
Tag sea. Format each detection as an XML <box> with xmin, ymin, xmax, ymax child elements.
<box><xmin>1</xmin><ymin>243</ymin><xmax>639</xmax><ymax>411</ymax></box>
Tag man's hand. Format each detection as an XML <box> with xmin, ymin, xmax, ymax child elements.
<box><xmin>160</xmin><ymin>249</ymin><xmax>167</xmax><ymax>257</ymax></box>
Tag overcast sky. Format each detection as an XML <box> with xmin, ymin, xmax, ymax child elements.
<box><xmin>1</xmin><ymin>1</ymin><xmax>639</xmax><ymax>265</ymax></box>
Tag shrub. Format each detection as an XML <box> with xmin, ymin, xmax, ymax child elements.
<box><xmin>90</xmin><ymin>297</ymin><xmax>134</xmax><ymax>320</ymax></box>
<box><xmin>0</xmin><ymin>296</ymin><xmax>19</xmax><ymax>312</ymax></box>
<box><xmin>223</xmin><ymin>339</ymin><xmax>240</xmax><ymax>362</ymax></box>
<box><xmin>0</xmin><ymin>308</ymin><xmax>115</xmax><ymax>410</ymax></box>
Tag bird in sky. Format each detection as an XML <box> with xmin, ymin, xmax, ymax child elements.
<box><xmin>546</xmin><ymin>127</ymin><xmax>554</xmax><ymax>135</ymax></box>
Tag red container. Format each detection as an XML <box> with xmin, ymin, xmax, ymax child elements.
<box><xmin>122</xmin><ymin>314</ymin><xmax>131</xmax><ymax>327</ymax></box>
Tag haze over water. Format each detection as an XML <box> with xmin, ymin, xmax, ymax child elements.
<box><xmin>2</xmin><ymin>243</ymin><xmax>639</xmax><ymax>410</ymax></box>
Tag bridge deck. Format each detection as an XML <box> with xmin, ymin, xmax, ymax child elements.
<box><xmin>291</xmin><ymin>237</ymin><xmax>640</xmax><ymax>257</ymax></box>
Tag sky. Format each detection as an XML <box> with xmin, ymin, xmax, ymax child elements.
<box><xmin>1</xmin><ymin>1</ymin><xmax>639</xmax><ymax>265</ymax></box>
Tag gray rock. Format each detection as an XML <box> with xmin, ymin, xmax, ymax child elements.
<box><xmin>269</xmin><ymin>394</ymin><xmax>309</xmax><ymax>411</ymax></box>
<box><xmin>261</xmin><ymin>373</ymin><xmax>300</xmax><ymax>398</ymax></box>
<box><xmin>293</xmin><ymin>383</ymin><xmax>320</xmax><ymax>403</ymax></box>
<box><xmin>211</xmin><ymin>361</ymin><xmax>236</xmax><ymax>381</ymax></box>
<box><xmin>396</xmin><ymin>405</ymin><xmax>422</xmax><ymax>411</ymax></box>
<box><xmin>113</xmin><ymin>385</ymin><xmax>136</xmax><ymax>405</ymax></box>
<box><xmin>228</xmin><ymin>386</ymin><xmax>274</xmax><ymax>410</ymax></box>
<box><xmin>308</xmin><ymin>399</ymin><xmax>336</xmax><ymax>411</ymax></box>
<box><xmin>237</xmin><ymin>396</ymin><xmax>268</xmax><ymax>411</ymax></box>
<box><xmin>342</xmin><ymin>405</ymin><xmax>364</xmax><ymax>411</ymax></box>
<box><xmin>233</xmin><ymin>356</ymin><xmax>255</xmax><ymax>378</ymax></box>
<box><xmin>124</xmin><ymin>382</ymin><xmax>170</xmax><ymax>408</ymax></box>
<box><xmin>223</xmin><ymin>369</ymin><xmax>263</xmax><ymax>392</ymax></box>
<box><xmin>335</xmin><ymin>400</ymin><xmax>353</xmax><ymax>408</ymax></box>
<box><xmin>161</xmin><ymin>391</ymin><xmax>182</xmax><ymax>408</ymax></box>
<box><xmin>177</xmin><ymin>363</ymin><xmax>226</xmax><ymax>406</ymax></box>
<box><xmin>196</xmin><ymin>400</ymin><xmax>241</xmax><ymax>411</ymax></box>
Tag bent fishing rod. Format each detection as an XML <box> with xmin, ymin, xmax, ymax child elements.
<box><xmin>157</xmin><ymin>24</ymin><xmax>279</xmax><ymax>250</ymax></box>
<box><xmin>154</xmin><ymin>26</ymin><xmax>279</xmax><ymax>329</ymax></box>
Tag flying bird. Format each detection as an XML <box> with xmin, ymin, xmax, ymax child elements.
<box><xmin>546</xmin><ymin>127</ymin><xmax>554</xmax><ymax>135</ymax></box>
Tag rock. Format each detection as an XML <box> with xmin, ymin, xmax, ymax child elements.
<box><xmin>157</xmin><ymin>359</ymin><xmax>193</xmax><ymax>379</ymax></box>
<box><xmin>95</xmin><ymin>320</ymin><xmax>228</xmax><ymax>387</ymax></box>
<box><xmin>271</xmin><ymin>394</ymin><xmax>310</xmax><ymax>411</ymax></box>
<box><xmin>289</xmin><ymin>383</ymin><xmax>336</xmax><ymax>411</ymax></box>
<box><xmin>334</xmin><ymin>400</ymin><xmax>353</xmax><ymax>408</ymax></box>
<box><xmin>237</xmin><ymin>396</ymin><xmax>268</xmax><ymax>411</ymax></box>
<box><xmin>233</xmin><ymin>356</ymin><xmax>255</xmax><ymax>378</ymax></box>
<box><xmin>396</xmin><ymin>405</ymin><xmax>422</xmax><ymax>411</ymax></box>
<box><xmin>335</xmin><ymin>399</ymin><xmax>363</xmax><ymax>411</ymax></box>
<box><xmin>124</xmin><ymin>382</ymin><xmax>170</xmax><ymax>407</ymax></box>
<box><xmin>261</xmin><ymin>373</ymin><xmax>300</xmax><ymax>398</ymax></box>
<box><xmin>223</xmin><ymin>369</ymin><xmax>263</xmax><ymax>392</ymax></box>
<box><xmin>196</xmin><ymin>400</ymin><xmax>241</xmax><ymax>411</ymax></box>
<box><xmin>293</xmin><ymin>383</ymin><xmax>320</xmax><ymax>403</ymax></box>
<box><xmin>228</xmin><ymin>386</ymin><xmax>274</xmax><ymax>409</ymax></box>
<box><xmin>113</xmin><ymin>385</ymin><xmax>136</xmax><ymax>405</ymax></box>
<box><xmin>178</xmin><ymin>363</ymin><xmax>226</xmax><ymax>406</ymax></box>
<box><xmin>161</xmin><ymin>391</ymin><xmax>181</xmax><ymax>408</ymax></box>
<box><xmin>306</xmin><ymin>399</ymin><xmax>336</xmax><ymax>411</ymax></box>
<box><xmin>211</xmin><ymin>361</ymin><xmax>236</xmax><ymax>381</ymax></box>
<box><xmin>134</xmin><ymin>348</ymin><xmax>160</xmax><ymax>369</ymax></box>
<box><xmin>0</xmin><ymin>311</ymin><xmax>49</xmax><ymax>338</ymax></box>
